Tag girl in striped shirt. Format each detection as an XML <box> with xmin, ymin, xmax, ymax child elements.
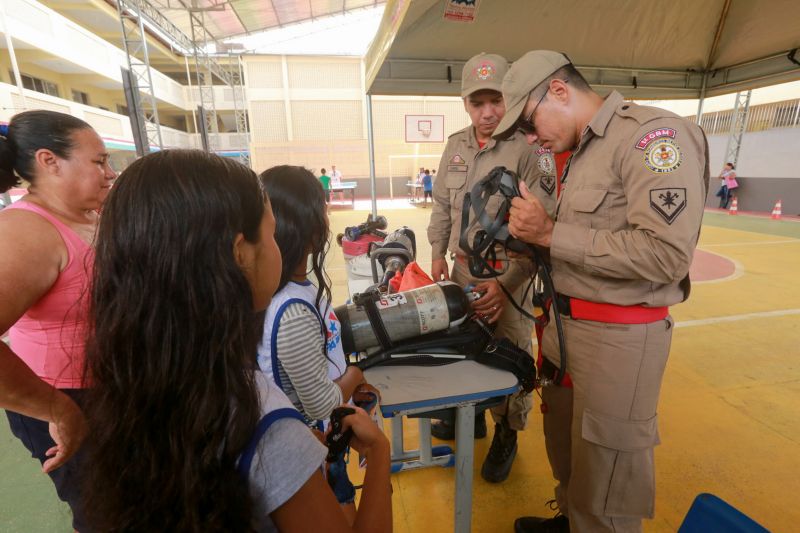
<box><xmin>257</xmin><ymin>165</ymin><xmax>376</xmax><ymax>522</ymax></box>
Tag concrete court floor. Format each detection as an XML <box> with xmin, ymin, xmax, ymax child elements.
<box><xmin>2</xmin><ymin>204</ymin><xmax>799</xmax><ymax>532</ymax></box>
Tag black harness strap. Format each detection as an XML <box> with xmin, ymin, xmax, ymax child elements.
<box><xmin>353</xmin><ymin>290</ymin><xmax>393</xmax><ymax>350</ymax></box>
<box><xmin>474</xmin><ymin>338</ymin><xmax>537</xmax><ymax>393</ymax></box>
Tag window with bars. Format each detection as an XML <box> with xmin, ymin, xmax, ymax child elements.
<box><xmin>9</xmin><ymin>71</ymin><xmax>60</xmax><ymax>98</ymax></box>
<box><xmin>71</xmin><ymin>89</ymin><xmax>90</xmax><ymax>105</ymax></box>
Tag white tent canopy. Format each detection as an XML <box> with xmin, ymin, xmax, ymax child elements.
<box><xmin>365</xmin><ymin>0</ymin><xmax>800</xmax><ymax>100</ymax></box>
<box><xmin>151</xmin><ymin>0</ymin><xmax>385</xmax><ymax>40</ymax></box>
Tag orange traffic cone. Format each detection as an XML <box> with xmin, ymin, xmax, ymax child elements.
<box><xmin>771</xmin><ymin>199</ymin><xmax>782</xmax><ymax>220</ymax></box>
<box><xmin>728</xmin><ymin>197</ymin><xmax>738</xmax><ymax>215</ymax></box>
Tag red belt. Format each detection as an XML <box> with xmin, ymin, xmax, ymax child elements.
<box><xmin>557</xmin><ymin>294</ymin><xmax>668</xmax><ymax>324</ymax></box>
<box><xmin>454</xmin><ymin>254</ymin><xmax>505</xmax><ymax>270</ymax></box>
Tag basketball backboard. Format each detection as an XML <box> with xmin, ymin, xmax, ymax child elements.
<box><xmin>405</xmin><ymin>114</ymin><xmax>445</xmax><ymax>143</ymax></box>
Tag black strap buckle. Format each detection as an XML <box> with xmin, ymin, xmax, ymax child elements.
<box><xmin>540</xmin><ymin>356</ymin><xmax>562</xmax><ymax>385</ymax></box>
<box><xmin>554</xmin><ymin>293</ymin><xmax>572</xmax><ymax>317</ymax></box>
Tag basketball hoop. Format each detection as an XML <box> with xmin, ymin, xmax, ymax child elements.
<box><xmin>418</xmin><ymin>120</ymin><xmax>432</xmax><ymax>138</ymax></box>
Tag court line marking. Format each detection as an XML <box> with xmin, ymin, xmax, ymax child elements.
<box><xmin>675</xmin><ymin>308</ymin><xmax>800</xmax><ymax>328</ymax></box>
<box><xmin>700</xmin><ymin>239</ymin><xmax>800</xmax><ymax>247</ymax></box>
<box><xmin>692</xmin><ymin>255</ymin><xmax>745</xmax><ymax>285</ymax></box>
<box><xmin>529</xmin><ymin>308</ymin><xmax>800</xmax><ymax>345</ymax></box>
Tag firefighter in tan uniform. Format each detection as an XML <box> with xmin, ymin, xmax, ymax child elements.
<box><xmin>427</xmin><ymin>53</ymin><xmax>556</xmax><ymax>483</ymax></box>
<box><xmin>494</xmin><ymin>51</ymin><xmax>709</xmax><ymax>532</ymax></box>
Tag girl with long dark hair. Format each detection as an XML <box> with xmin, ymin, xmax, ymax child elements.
<box><xmin>257</xmin><ymin>165</ymin><xmax>378</xmax><ymax>520</ymax></box>
<box><xmin>83</xmin><ymin>151</ymin><xmax>391</xmax><ymax>532</ymax></box>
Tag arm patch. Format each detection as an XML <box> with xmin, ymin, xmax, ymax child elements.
<box><xmin>540</xmin><ymin>175</ymin><xmax>556</xmax><ymax>195</ymax></box>
<box><xmin>649</xmin><ymin>188</ymin><xmax>686</xmax><ymax>224</ymax></box>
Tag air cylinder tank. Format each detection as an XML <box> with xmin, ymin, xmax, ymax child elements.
<box><xmin>336</xmin><ymin>281</ymin><xmax>470</xmax><ymax>353</ymax></box>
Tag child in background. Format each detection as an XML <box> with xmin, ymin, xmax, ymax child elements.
<box><xmin>422</xmin><ymin>169</ymin><xmax>433</xmax><ymax>207</ymax></box>
<box><xmin>258</xmin><ymin>165</ymin><xmax>379</xmax><ymax>522</ymax></box>
<box><xmin>330</xmin><ymin>165</ymin><xmax>344</xmax><ymax>203</ymax></box>
<box><xmin>319</xmin><ymin>168</ymin><xmax>331</xmax><ymax>203</ymax></box>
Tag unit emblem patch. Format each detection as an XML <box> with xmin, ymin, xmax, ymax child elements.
<box><xmin>538</xmin><ymin>153</ymin><xmax>555</xmax><ymax>175</ymax></box>
<box><xmin>644</xmin><ymin>139</ymin><xmax>682</xmax><ymax>173</ymax></box>
<box><xmin>649</xmin><ymin>187</ymin><xmax>686</xmax><ymax>224</ymax></box>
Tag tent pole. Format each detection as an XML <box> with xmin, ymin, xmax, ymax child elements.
<box><xmin>696</xmin><ymin>0</ymin><xmax>730</xmax><ymax>126</ymax></box>
<box><xmin>2</xmin><ymin>7</ymin><xmax>28</xmax><ymax>110</ymax></box>
<box><xmin>366</xmin><ymin>94</ymin><xmax>378</xmax><ymax>217</ymax></box>
<box><xmin>696</xmin><ymin>72</ymin><xmax>708</xmax><ymax>126</ymax></box>
<box><xmin>2</xmin><ymin>5</ymin><xmax>27</xmax><ymax>205</ymax></box>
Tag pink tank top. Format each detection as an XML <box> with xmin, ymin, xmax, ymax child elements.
<box><xmin>7</xmin><ymin>201</ymin><xmax>93</xmax><ymax>388</ymax></box>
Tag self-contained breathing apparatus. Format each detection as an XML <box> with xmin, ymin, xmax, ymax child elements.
<box><xmin>335</xmin><ymin>282</ymin><xmax>537</xmax><ymax>393</ymax></box>
<box><xmin>459</xmin><ymin>166</ymin><xmax>568</xmax><ymax>385</ymax></box>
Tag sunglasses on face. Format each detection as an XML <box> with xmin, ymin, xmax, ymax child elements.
<box><xmin>516</xmin><ymin>79</ymin><xmax>568</xmax><ymax>135</ymax></box>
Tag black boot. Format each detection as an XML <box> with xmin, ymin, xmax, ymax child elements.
<box><xmin>514</xmin><ymin>515</ymin><xmax>569</xmax><ymax>533</ymax></box>
<box><xmin>480</xmin><ymin>420</ymin><xmax>517</xmax><ymax>483</ymax></box>
<box><xmin>431</xmin><ymin>411</ymin><xmax>487</xmax><ymax>440</ymax></box>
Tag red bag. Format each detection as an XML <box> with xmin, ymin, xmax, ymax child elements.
<box><xmin>397</xmin><ymin>261</ymin><xmax>435</xmax><ymax>292</ymax></box>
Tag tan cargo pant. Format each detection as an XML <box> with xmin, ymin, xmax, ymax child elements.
<box><xmin>451</xmin><ymin>258</ymin><xmax>534</xmax><ymax>431</ymax></box>
<box><xmin>540</xmin><ymin>310</ymin><xmax>674</xmax><ymax>533</ymax></box>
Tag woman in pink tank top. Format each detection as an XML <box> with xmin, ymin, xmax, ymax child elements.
<box><xmin>0</xmin><ymin>110</ymin><xmax>116</xmax><ymax>530</ymax></box>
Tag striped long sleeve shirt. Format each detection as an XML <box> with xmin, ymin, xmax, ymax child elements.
<box><xmin>274</xmin><ymin>303</ymin><xmax>343</xmax><ymax>422</ymax></box>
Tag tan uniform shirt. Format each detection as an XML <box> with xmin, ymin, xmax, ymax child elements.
<box><xmin>550</xmin><ymin>91</ymin><xmax>710</xmax><ymax>307</ymax></box>
<box><xmin>427</xmin><ymin>126</ymin><xmax>557</xmax><ymax>289</ymax></box>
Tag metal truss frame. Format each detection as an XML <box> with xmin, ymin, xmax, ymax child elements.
<box><xmin>189</xmin><ymin>10</ymin><xmax>220</xmax><ymax>153</ymax></box>
<box><xmin>724</xmin><ymin>90</ymin><xmax>752</xmax><ymax>168</ymax></box>
<box><xmin>229</xmin><ymin>54</ymin><xmax>250</xmax><ymax>168</ymax></box>
<box><xmin>117</xmin><ymin>0</ymin><xmax>164</xmax><ymax>153</ymax></box>
<box><xmin>115</xmin><ymin>0</ymin><xmax>251</xmax><ymax>166</ymax></box>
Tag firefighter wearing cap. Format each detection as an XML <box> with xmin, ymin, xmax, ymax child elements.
<box><xmin>426</xmin><ymin>52</ymin><xmax>556</xmax><ymax>483</ymax></box>
<box><xmin>495</xmin><ymin>50</ymin><xmax>709</xmax><ymax>532</ymax></box>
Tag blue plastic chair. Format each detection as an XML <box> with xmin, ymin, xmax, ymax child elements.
<box><xmin>678</xmin><ymin>493</ymin><xmax>770</xmax><ymax>532</ymax></box>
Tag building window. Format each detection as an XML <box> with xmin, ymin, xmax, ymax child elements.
<box><xmin>71</xmin><ymin>90</ymin><xmax>90</xmax><ymax>105</ymax></box>
<box><xmin>9</xmin><ymin>71</ymin><xmax>60</xmax><ymax>97</ymax></box>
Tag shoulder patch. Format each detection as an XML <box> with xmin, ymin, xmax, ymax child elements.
<box><xmin>650</xmin><ymin>188</ymin><xmax>686</xmax><ymax>224</ymax></box>
<box><xmin>537</xmin><ymin>153</ymin><xmax>555</xmax><ymax>175</ymax></box>
<box><xmin>540</xmin><ymin>175</ymin><xmax>556</xmax><ymax>195</ymax></box>
<box><xmin>450</xmin><ymin>154</ymin><xmax>466</xmax><ymax>165</ymax></box>
<box><xmin>644</xmin><ymin>139</ymin><xmax>682</xmax><ymax>173</ymax></box>
<box><xmin>635</xmin><ymin>128</ymin><xmax>677</xmax><ymax>150</ymax></box>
